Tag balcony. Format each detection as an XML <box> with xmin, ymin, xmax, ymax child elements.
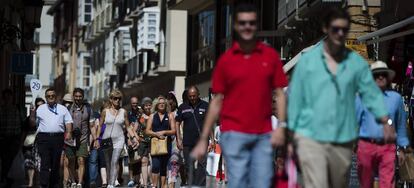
<box><xmin>84</xmin><ymin>24</ymin><xmax>95</xmax><ymax>43</ymax></box>
<box><xmin>102</xmin><ymin>6</ymin><xmax>111</xmax><ymax>30</ymax></box>
<box><xmin>167</xmin><ymin>0</ymin><xmax>211</xmax><ymax>11</ymax></box>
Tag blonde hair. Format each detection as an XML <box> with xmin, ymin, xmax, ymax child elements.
<box><xmin>109</xmin><ymin>89</ymin><xmax>123</xmax><ymax>99</ymax></box>
<box><xmin>152</xmin><ymin>95</ymin><xmax>170</xmax><ymax>113</ymax></box>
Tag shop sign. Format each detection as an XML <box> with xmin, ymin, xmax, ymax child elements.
<box><xmin>346</xmin><ymin>39</ymin><xmax>368</xmax><ymax>59</ymax></box>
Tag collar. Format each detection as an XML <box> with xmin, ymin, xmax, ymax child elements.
<box><xmin>189</xmin><ymin>99</ymin><xmax>203</xmax><ymax>109</ymax></box>
<box><xmin>383</xmin><ymin>90</ymin><xmax>390</xmax><ymax>97</ymax></box>
<box><xmin>231</xmin><ymin>41</ymin><xmax>264</xmax><ymax>54</ymax></box>
<box><xmin>74</xmin><ymin>102</ymin><xmax>84</xmax><ymax>110</ymax></box>
<box><xmin>319</xmin><ymin>41</ymin><xmax>350</xmax><ymax>74</ymax></box>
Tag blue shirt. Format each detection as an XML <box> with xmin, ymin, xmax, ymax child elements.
<box><xmin>356</xmin><ymin>90</ymin><xmax>409</xmax><ymax>147</ymax></box>
<box><xmin>288</xmin><ymin>41</ymin><xmax>388</xmax><ymax>143</ymax></box>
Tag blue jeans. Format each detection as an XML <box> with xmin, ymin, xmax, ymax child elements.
<box><xmin>89</xmin><ymin>149</ymin><xmax>106</xmax><ymax>183</ymax></box>
<box><xmin>89</xmin><ymin>149</ymin><xmax>99</xmax><ymax>183</ymax></box>
<box><xmin>220</xmin><ymin>131</ymin><xmax>274</xmax><ymax>188</ymax></box>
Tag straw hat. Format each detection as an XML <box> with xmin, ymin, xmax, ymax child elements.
<box><xmin>63</xmin><ymin>93</ymin><xmax>73</xmax><ymax>102</ymax></box>
<box><xmin>370</xmin><ymin>61</ymin><xmax>395</xmax><ymax>81</ymax></box>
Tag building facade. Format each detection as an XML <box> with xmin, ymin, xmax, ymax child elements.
<box><xmin>108</xmin><ymin>0</ymin><xmax>187</xmax><ymax>103</ymax></box>
<box><xmin>25</xmin><ymin>1</ymin><xmax>56</xmax><ymax>113</ymax></box>
<box><xmin>168</xmin><ymin>0</ymin><xmax>382</xmax><ymax>98</ymax></box>
<box><xmin>0</xmin><ymin>0</ymin><xmax>44</xmax><ymax>107</ymax></box>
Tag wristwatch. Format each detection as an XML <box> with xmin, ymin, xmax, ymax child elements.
<box><xmin>386</xmin><ymin>118</ymin><xmax>393</xmax><ymax>127</ymax></box>
<box><xmin>398</xmin><ymin>146</ymin><xmax>408</xmax><ymax>152</ymax></box>
<box><xmin>278</xmin><ymin>121</ymin><xmax>287</xmax><ymax>128</ymax></box>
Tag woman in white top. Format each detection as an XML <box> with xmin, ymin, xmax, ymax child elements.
<box><xmin>96</xmin><ymin>90</ymin><xmax>138</xmax><ymax>188</ymax></box>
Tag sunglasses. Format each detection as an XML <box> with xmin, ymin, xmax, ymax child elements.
<box><xmin>237</xmin><ymin>20</ymin><xmax>257</xmax><ymax>26</ymax></box>
<box><xmin>46</xmin><ymin>95</ymin><xmax>56</xmax><ymax>99</ymax></box>
<box><xmin>112</xmin><ymin>97</ymin><xmax>122</xmax><ymax>101</ymax></box>
<box><xmin>374</xmin><ymin>73</ymin><xmax>388</xmax><ymax>79</ymax></box>
<box><xmin>330</xmin><ymin>26</ymin><xmax>350</xmax><ymax>34</ymax></box>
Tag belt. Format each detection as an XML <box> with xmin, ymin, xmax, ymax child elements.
<box><xmin>359</xmin><ymin>137</ymin><xmax>387</xmax><ymax>145</ymax></box>
<box><xmin>38</xmin><ymin>132</ymin><xmax>64</xmax><ymax>136</ymax></box>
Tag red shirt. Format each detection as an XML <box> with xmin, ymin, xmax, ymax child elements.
<box><xmin>212</xmin><ymin>41</ymin><xmax>288</xmax><ymax>134</ymax></box>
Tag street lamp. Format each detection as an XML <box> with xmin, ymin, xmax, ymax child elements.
<box><xmin>24</xmin><ymin>0</ymin><xmax>44</xmax><ymax>28</ymax></box>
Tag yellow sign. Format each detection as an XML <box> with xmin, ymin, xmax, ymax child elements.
<box><xmin>346</xmin><ymin>39</ymin><xmax>368</xmax><ymax>59</ymax></box>
<box><xmin>345</xmin><ymin>39</ymin><xmax>368</xmax><ymax>59</ymax></box>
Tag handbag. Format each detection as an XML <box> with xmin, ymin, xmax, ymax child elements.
<box><xmin>101</xmin><ymin>110</ymin><xmax>119</xmax><ymax>150</ymax></box>
<box><xmin>150</xmin><ymin>137</ymin><xmax>168</xmax><ymax>156</ymax></box>
<box><xmin>24</xmin><ymin>132</ymin><xmax>37</xmax><ymax>147</ymax></box>
<box><xmin>400</xmin><ymin>152</ymin><xmax>414</xmax><ymax>181</ymax></box>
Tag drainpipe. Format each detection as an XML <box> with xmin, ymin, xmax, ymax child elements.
<box><xmin>361</xmin><ymin>0</ymin><xmax>367</xmax><ymax>12</ymax></box>
<box><xmin>295</xmin><ymin>0</ymin><xmax>308</xmax><ymax>21</ymax></box>
<box><xmin>159</xmin><ymin>29</ymin><xmax>166</xmax><ymax>67</ymax></box>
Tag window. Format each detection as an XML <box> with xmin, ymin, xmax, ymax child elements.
<box><xmin>148</xmin><ymin>34</ymin><xmax>156</xmax><ymax>39</ymax></box>
<box><xmin>148</xmin><ymin>41</ymin><xmax>155</xmax><ymax>45</ymax></box>
<box><xmin>148</xmin><ymin>20</ymin><xmax>156</xmax><ymax>25</ymax></box>
<box><xmin>85</xmin><ymin>5</ymin><xmax>91</xmax><ymax>12</ymax></box>
<box><xmin>189</xmin><ymin>9</ymin><xmax>215</xmax><ymax>75</ymax></box>
<box><xmin>148</xmin><ymin>27</ymin><xmax>156</xmax><ymax>32</ymax></box>
<box><xmin>149</xmin><ymin>13</ymin><xmax>156</xmax><ymax>18</ymax></box>
<box><xmin>85</xmin><ymin>14</ymin><xmax>91</xmax><ymax>22</ymax></box>
<box><xmin>84</xmin><ymin>0</ymin><xmax>93</xmax><ymax>23</ymax></box>
<box><xmin>83</xmin><ymin>57</ymin><xmax>91</xmax><ymax>87</ymax></box>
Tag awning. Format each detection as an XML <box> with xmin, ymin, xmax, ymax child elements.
<box><xmin>357</xmin><ymin>16</ymin><xmax>414</xmax><ymax>42</ymax></box>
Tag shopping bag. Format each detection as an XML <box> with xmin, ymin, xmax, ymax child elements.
<box><xmin>150</xmin><ymin>137</ymin><xmax>168</xmax><ymax>156</ymax></box>
<box><xmin>400</xmin><ymin>153</ymin><xmax>414</xmax><ymax>181</ymax></box>
<box><xmin>206</xmin><ymin>151</ymin><xmax>221</xmax><ymax>176</ymax></box>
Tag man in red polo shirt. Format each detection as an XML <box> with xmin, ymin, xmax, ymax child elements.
<box><xmin>191</xmin><ymin>3</ymin><xmax>288</xmax><ymax>188</ymax></box>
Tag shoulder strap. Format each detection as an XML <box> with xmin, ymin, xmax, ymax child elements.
<box><xmin>85</xmin><ymin>103</ymin><xmax>92</xmax><ymax>119</ymax></box>
<box><xmin>191</xmin><ymin>109</ymin><xmax>201</xmax><ymax>134</ymax></box>
<box><xmin>105</xmin><ymin>109</ymin><xmax>118</xmax><ymax>138</ymax></box>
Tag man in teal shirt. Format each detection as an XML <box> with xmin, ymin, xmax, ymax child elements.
<box><xmin>286</xmin><ymin>8</ymin><xmax>395</xmax><ymax>188</ymax></box>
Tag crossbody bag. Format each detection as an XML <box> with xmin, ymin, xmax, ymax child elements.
<box><xmin>101</xmin><ymin>109</ymin><xmax>119</xmax><ymax>150</ymax></box>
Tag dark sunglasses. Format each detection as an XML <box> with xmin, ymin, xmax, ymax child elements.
<box><xmin>46</xmin><ymin>95</ymin><xmax>56</xmax><ymax>99</ymax></box>
<box><xmin>112</xmin><ymin>97</ymin><xmax>122</xmax><ymax>101</ymax></box>
<box><xmin>330</xmin><ymin>26</ymin><xmax>350</xmax><ymax>34</ymax></box>
<box><xmin>374</xmin><ymin>73</ymin><xmax>388</xmax><ymax>79</ymax></box>
<box><xmin>237</xmin><ymin>20</ymin><xmax>257</xmax><ymax>26</ymax></box>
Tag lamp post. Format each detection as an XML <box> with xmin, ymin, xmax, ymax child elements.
<box><xmin>24</xmin><ymin>0</ymin><xmax>44</xmax><ymax>28</ymax></box>
<box><xmin>22</xmin><ymin>0</ymin><xmax>43</xmax><ymax>51</ymax></box>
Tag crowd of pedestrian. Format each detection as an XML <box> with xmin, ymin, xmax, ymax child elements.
<box><xmin>1</xmin><ymin>3</ymin><xmax>414</xmax><ymax>188</ymax></box>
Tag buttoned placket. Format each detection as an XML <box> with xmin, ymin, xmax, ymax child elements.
<box><xmin>320</xmin><ymin>46</ymin><xmax>348</xmax><ymax>128</ymax></box>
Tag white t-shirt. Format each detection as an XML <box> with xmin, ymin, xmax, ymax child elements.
<box><xmin>36</xmin><ymin>103</ymin><xmax>73</xmax><ymax>133</ymax></box>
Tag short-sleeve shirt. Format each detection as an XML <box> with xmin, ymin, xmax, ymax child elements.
<box><xmin>69</xmin><ymin>103</ymin><xmax>94</xmax><ymax>143</ymax></box>
<box><xmin>176</xmin><ymin>100</ymin><xmax>209</xmax><ymax>146</ymax></box>
<box><xmin>37</xmin><ymin>103</ymin><xmax>73</xmax><ymax>133</ymax></box>
<box><xmin>212</xmin><ymin>41</ymin><xmax>288</xmax><ymax>134</ymax></box>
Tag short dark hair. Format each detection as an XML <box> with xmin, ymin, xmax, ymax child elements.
<box><xmin>323</xmin><ymin>7</ymin><xmax>350</xmax><ymax>28</ymax></box>
<box><xmin>35</xmin><ymin>97</ymin><xmax>45</xmax><ymax>105</ymax></box>
<box><xmin>233</xmin><ymin>2</ymin><xmax>257</xmax><ymax>21</ymax></box>
<box><xmin>166</xmin><ymin>92</ymin><xmax>178</xmax><ymax>107</ymax></box>
<box><xmin>73</xmin><ymin>88</ymin><xmax>84</xmax><ymax>96</ymax></box>
<box><xmin>45</xmin><ymin>88</ymin><xmax>55</xmax><ymax>95</ymax></box>
<box><xmin>182</xmin><ymin>90</ymin><xmax>189</xmax><ymax>104</ymax></box>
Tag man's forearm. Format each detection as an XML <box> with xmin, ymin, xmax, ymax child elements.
<box><xmin>65</xmin><ymin>123</ymin><xmax>73</xmax><ymax>133</ymax></box>
<box><xmin>201</xmin><ymin>95</ymin><xmax>222</xmax><ymax>140</ymax></box>
<box><xmin>275</xmin><ymin>88</ymin><xmax>286</xmax><ymax>122</ymax></box>
<box><xmin>176</xmin><ymin>122</ymin><xmax>182</xmax><ymax>140</ymax></box>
